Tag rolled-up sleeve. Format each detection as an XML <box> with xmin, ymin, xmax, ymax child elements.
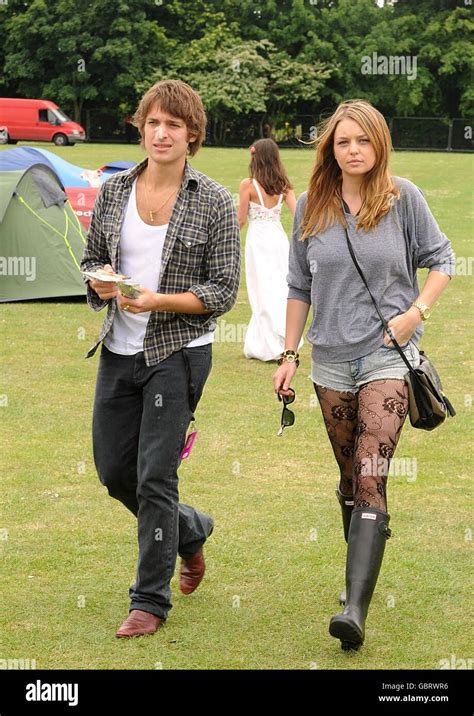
<box><xmin>188</xmin><ymin>189</ymin><xmax>241</xmax><ymax>316</ymax></box>
<box><xmin>80</xmin><ymin>184</ymin><xmax>111</xmax><ymax>312</ymax></box>
<box><xmin>287</xmin><ymin>193</ymin><xmax>312</xmax><ymax>304</ymax></box>
<box><xmin>411</xmin><ymin>184</ymin><xmax>455</xmax><ymax>277</ymax></box>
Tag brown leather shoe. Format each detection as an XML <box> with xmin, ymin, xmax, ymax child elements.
<box><xmin>179</xmin><ymin>547</ymin><xmax>206</xmax><ymax>594</ymax></box>
<box><xmin>115</xmin><ymin>609</ymin><xmax>163</xmax><ymax>638</ymax></box>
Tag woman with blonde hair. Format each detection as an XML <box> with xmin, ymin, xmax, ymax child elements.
<box><xmin>273</xmin><ymin>99</ymin><xmax>454</xmax><ymax>651</ymax></box>
<box><xmin>238</xmin><ymin>138</ymin><xmax>301</xmax><ymax>361</ymax></box>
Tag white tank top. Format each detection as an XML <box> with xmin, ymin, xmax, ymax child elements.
<box><xmin>104</xmin><ymin>179</ymin><xmax>214</xmax><ymax>355</ymax></box>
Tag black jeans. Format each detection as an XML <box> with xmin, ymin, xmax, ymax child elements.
<box><xmin>92</xmin><ymin>343</ymin><xmax>214</xmax><ymax>620</ymax></box>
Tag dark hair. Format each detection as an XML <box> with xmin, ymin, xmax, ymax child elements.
<box><xmin>132</xmin><ymin>79</ymin><xmax>207</xmax><ymax>157</ymax></box>
<box><xmin>248</xmin><ymin>139</ymin><xmax>293</xmax><ymax>195</ymax></box>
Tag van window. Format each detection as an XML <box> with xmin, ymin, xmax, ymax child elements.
<box><xmin>53</xmin><ymin>108</ymin><xmax>72</xmax><ymax>123</ymax></box>
<box><xmin>38</xmin><ymin>109</ymin><xmax>59</xmax><ymax>123</ymax></box>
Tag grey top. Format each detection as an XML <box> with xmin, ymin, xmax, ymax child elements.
<box><xmin>287</xmin><ymin>176</ymin><xmax>455</xmax><ymax>363</ymax></box>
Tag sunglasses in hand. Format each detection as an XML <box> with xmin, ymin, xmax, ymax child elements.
<box><xmin>276</xmin><ymin>388</ymin><xmax>295</xmax><ymax>436</ymax></box>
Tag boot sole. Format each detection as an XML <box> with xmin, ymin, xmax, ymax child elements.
<box><xmin>329</xmin><ymin>616</ymin><xmax>363</xmax><ymax>651</ymax></box>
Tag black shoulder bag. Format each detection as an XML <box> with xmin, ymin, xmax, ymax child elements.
<box><xmin>344</xmin><ymin>228</ymin><xmax>456</xmax><ymax>431</ymax></box>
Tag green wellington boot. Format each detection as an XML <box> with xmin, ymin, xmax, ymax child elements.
<box><xmin>329</xmin><ymin>507</ymin><xmax>391</xmax><ymax>651</ymax></box>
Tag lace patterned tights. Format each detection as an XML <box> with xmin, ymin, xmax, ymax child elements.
<box><xmin>314</xmin><ymin>379</ymin><xmax>409</xmax><ymax>511</ymax></box>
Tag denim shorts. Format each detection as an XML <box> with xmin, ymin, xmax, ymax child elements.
<box><xmin>311</xmin><ymin>342</ymin><xmax>420</xmax><ymax>393</ymax></box>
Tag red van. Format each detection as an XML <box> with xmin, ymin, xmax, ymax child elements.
<box><xmin>0</xmin><ymin>98</ymin><xmax>86</xmax><ymax>145</ymax></box>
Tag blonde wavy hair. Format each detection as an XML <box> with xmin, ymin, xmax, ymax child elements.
<box><xmin>300</xmin><ymin>99</ymin><xmax>400</xmax><ymax>240</ymax></box>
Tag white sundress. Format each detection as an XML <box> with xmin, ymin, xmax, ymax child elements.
<box><xmin>244</xmin><ymin>178</ymin><xmax>302</xmax><ymax>361</ymax></box>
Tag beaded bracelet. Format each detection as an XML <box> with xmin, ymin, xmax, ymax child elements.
<box><xmin>277</xmin><ymin>350</ymin><xmax>300</xmax><ymax>367</ymax></box>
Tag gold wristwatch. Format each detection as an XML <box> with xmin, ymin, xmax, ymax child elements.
<box><xmin>412</xmin><ymin>300</ymin><xmax>431</xmax><ymax>321</ymax></box>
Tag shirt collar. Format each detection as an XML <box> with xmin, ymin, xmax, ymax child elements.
<box><xmin>123</xmin><ymin>157</ymin><xmax>199</xmax><ymax>192</ymax></box>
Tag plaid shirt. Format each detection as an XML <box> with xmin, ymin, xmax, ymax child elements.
<box><xmin>81</xmin><ymin>158</ymin><xmax>241</xmax><ymax>366</ymax></box>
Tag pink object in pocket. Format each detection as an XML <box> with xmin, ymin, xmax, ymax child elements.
<box><xmin>180</xmin><ymin>429</ymin><xmax>198</xmax><ymax>460</ymax></box>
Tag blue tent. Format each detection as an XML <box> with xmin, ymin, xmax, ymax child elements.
<box><xmin>100</xmin><ymin>160</ymin><xmax>137</xmax><ymax>176</ymax></box>
<box><xmin>0</xmin><ymin>147</ymin><xmax>135</xmax><ymax>187</ymax></box>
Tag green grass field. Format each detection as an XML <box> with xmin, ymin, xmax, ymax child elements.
<box><xmin>1</xmin><ymin>143</ymin><xmax>472</xmax><ymax>670</ymax></box>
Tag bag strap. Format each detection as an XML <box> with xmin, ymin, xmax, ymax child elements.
<box><xmin>343</xmin><ymin>227</ymin><xmax>418</xmax><ymax>379</ymax></box>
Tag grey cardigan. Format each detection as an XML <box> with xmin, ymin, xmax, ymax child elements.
<box><xmin>287</xmin><ymin>177</ymin><xmax>455</xmax><ymax>363</ymax></box>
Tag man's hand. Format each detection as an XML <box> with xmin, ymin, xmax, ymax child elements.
<box><xmin>117</xmin><ymin>286</ymin><xmax>160</xmax><ymax>314</ymax></box>
<box><xmin>88</xmin><ymin>264</ymin><xmax>119</xmax><ymax>300</ymax></box>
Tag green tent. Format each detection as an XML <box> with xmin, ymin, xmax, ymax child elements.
<box><xmin>0</xmin><ymin>164</ymin><xmax>87</xmax><ymax>301</ymax></box>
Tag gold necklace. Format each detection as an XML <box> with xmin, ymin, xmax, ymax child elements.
<box><xmin>144</xmin><ymin>174</ymin><xmax>178</xmax><ymax>223</ymax></box>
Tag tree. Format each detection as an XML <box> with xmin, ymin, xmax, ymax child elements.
<box><xmin>142</xmin><ymin>31</ymin><xmax>269</xmax><ymax>143</ymax></box>
<box><xmin>388</xmin><ymin>0</ymin><xmax>473</xmax><ymax>116</ymax></box>
<box><xmin>142</xmin><ymin>29</ymin><xmax>331</xmax><ymax>144</ymax></box>
<box><xmin>1</xmin><ymin>0</ymin><xmax>469</xmax><ymax>144</ymax></box>
<box><xmin>3</xmin><ymin>0</ymin><xmax>170</xmax><ymax>123</ymax></box>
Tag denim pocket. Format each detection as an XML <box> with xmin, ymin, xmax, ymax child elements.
<box><xmin>181</xmin><ymin>344</ymin><xmax>213</xmax><ymax>415</ymax></box>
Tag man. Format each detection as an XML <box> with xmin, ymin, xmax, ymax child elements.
<box><xmin>81</xmin><ymin>80</ymin><xmax>241</xmax><ymax>637</ymax></box>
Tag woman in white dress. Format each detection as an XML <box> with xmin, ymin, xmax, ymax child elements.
<box><xmin>238</xmin><ymin>139</ymin><xmax>302</xmax><ymax>361</ymax></box>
